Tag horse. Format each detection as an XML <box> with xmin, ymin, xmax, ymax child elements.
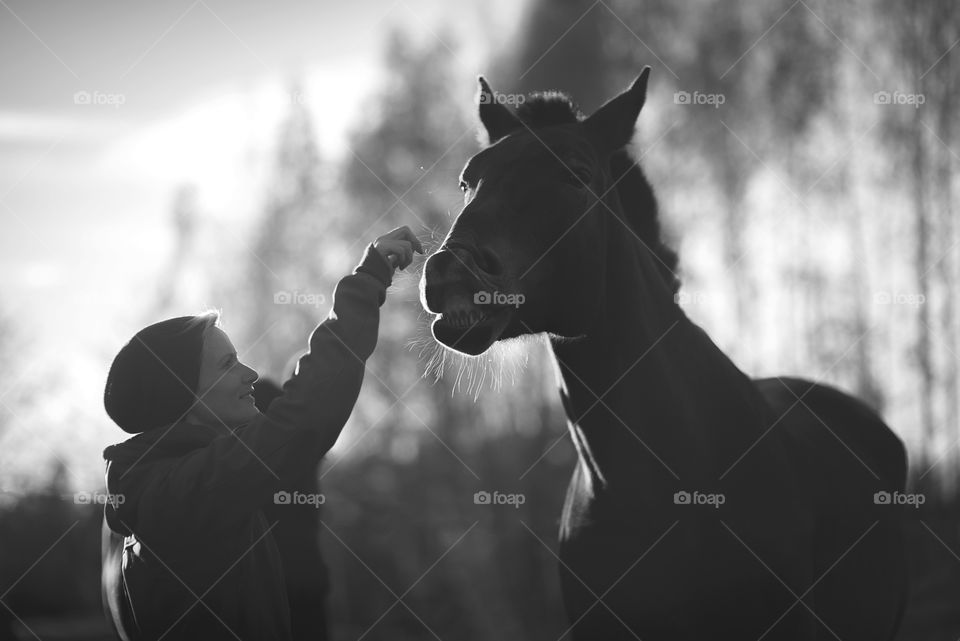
<box><xmin>419</xmin><ymin>67</ymin><xmax>908</xmax><ymax>640</ymax></box>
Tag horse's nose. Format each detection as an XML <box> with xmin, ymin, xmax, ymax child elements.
<box><xmin>425</xmin><ymin>248</ymin><xmax>463</xmax><ymax>276</ymax></box>
<box><xmin>420</xmin><ymin>247</ymin><xmax>482</xmax><ymax>314</ymax></box>
<box><xmin>429</xmin><ymin>244</ymin><xmax>486</xmax><ymax>278</ymax></box>
<box><xmin>444</xmin><ymin>241</ymin><xmax>503</xmax><ymax>276</ymax></box>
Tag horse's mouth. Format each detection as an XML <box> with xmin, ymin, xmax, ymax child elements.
<box><xmin>432</xmin><ymin>306</ymin><xmax>512</xmax><ymax>356</ymax></box>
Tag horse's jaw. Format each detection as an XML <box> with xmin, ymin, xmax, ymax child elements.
<box><xmin>431</xmin><ymin>307</ymin><xmax>513</xmax><ymax>356</ymax></box>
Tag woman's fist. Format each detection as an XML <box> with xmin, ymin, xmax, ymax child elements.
<box><xmin>373</xmin><ymin>226</ymin><xmax>424</xmax><ymax>271</ymax></box>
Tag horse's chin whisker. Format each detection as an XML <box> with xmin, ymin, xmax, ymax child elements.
<box><xmin>411</xmin><ymin>324</ymin><xmax>531</xmax><ymax>400</ymax></box>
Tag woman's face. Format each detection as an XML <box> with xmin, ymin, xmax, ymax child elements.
<box><xmin>187</xmin><ymin>326</ymin><xmax>260</xmax><ymax>429</ymax></box>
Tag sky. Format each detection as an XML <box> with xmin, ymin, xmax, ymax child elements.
<box><xmin>0</xmin><ymin>0</ymin><xmax>526</xmax><ymax>490</ymax></box>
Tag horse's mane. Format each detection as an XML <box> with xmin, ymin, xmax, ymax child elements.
<box><xmin>514</xmin><ymin>92</ymin><xmax>680</xmax><ymax>293</ymax></box>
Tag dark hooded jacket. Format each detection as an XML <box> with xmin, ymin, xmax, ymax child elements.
<box><xmin>100</xmin><ymin>245</ymin><xmax>392</xmax><ymax>641</ymax></box>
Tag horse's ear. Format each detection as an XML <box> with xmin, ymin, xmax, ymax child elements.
<box><xmin>583</xmin><ymin>66</ymin><xmax>651</xmax><ymax>153</ymax></box>
<box><xmin>478</xmin><ymin>76</ymin><xmax>521</xmax><ymax>144</ymax></box>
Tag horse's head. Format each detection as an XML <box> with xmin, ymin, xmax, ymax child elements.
<box><xmin>421</xmin><ymin>67</ymin><xmax>665</xmax><ymax>356</ymax></box>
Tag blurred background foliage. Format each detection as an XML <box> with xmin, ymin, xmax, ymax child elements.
<box><xmin>2</xmin><ymin>0</ymin><xmax>960</xmax><ymax>638</ymax></box>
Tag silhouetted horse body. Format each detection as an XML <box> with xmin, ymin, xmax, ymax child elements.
<box><xmin>420</xmin><ymin>68</ymin><xmax>907</xmax><ymax>640</ymax></box>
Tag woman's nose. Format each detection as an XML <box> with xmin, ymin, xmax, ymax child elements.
<box><xmin>242</xmin><ymin>364</ymin><xmax>259</xmax><ymax>384</ymax></box>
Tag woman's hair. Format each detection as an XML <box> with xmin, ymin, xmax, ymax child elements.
<box><xmin>104</xmin><ymin>310</ymin><xmax>221</xmax><ymax>434</ymax></box>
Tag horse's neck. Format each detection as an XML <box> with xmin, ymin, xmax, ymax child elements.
<box><xmin>549</xmin><ymin>226</ymin><xmax>772</xmax><ymax>493</ymax></box>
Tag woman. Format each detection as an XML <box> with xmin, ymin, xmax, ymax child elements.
<box><xmin>100</xmin><ymin>227</ymin><xmax>422</xmax><ymax>641</ymax></box>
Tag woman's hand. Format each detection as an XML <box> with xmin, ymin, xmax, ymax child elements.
<box><xmin>373</xmin><ymin>226</ymin><xmax>424</xmax><ymax>271</ymax></box>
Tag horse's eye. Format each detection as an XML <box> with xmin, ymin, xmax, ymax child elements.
<box><xmin>459</xmin><ymin>180</ymin><xmax>469</xmax><ymax>193</ymax></box>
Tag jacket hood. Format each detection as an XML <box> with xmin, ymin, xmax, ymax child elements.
<box><xmin>102</xmin><ymin>420</ymin><xmax>231</xmax><ymax>536</ymax></box>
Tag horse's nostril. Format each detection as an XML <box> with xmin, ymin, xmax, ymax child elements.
<box><xmin>426</xmin><ymin>250</ymin><xmax>457</xmax><ymax>274</ymax></box>
<box><xmin>442</xmin><ymin>242</ymin><xmax>502</xmax><ymax>276</ymax></box>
